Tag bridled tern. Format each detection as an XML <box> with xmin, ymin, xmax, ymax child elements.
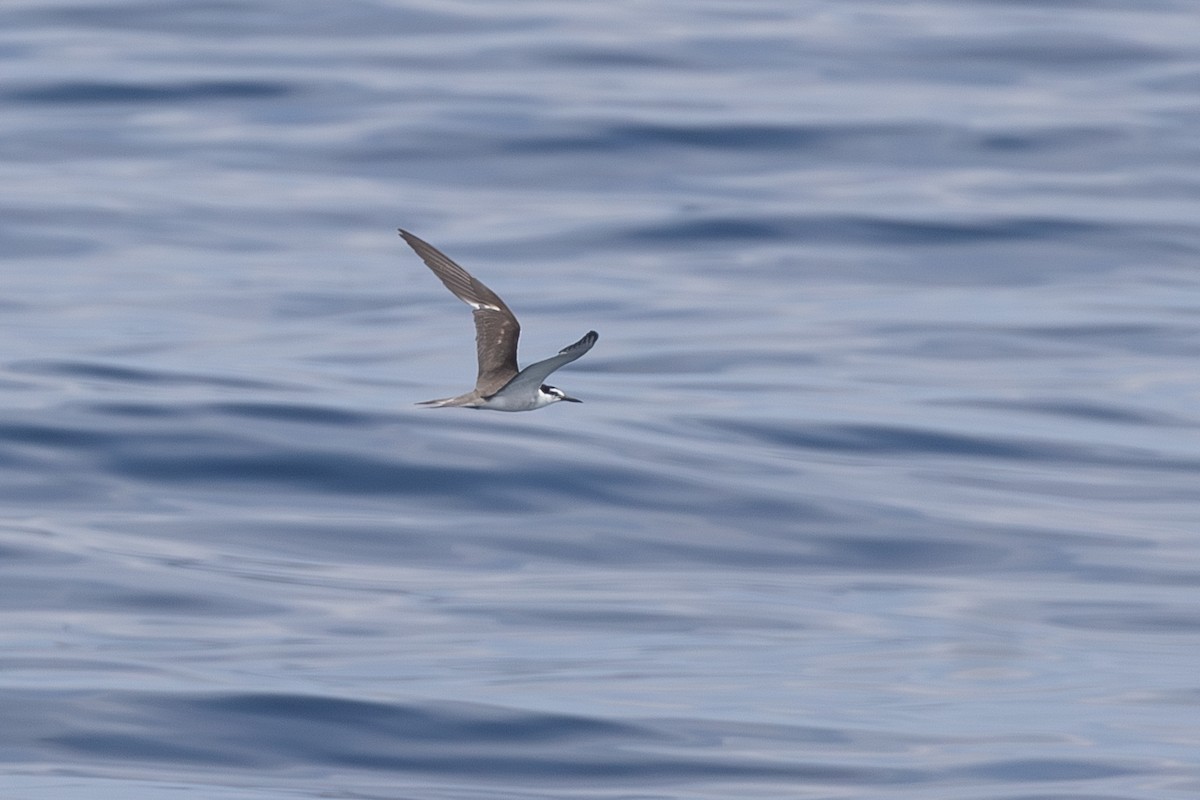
<box><xmin>399</xmin><ymin>229</ymin><xmax>598</xmax><ymax>411</ymax></box>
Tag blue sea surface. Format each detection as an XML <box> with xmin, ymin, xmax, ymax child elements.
<box><xmin>3</xmin><ymin>1</ymin><xmax>1200</xmax><ymax>798</ymax></box>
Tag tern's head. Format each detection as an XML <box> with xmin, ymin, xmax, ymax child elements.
<box><xmin>540</xmin><ymin>384</ymin><xmax>581</xmax><ymax>404</ymax></box>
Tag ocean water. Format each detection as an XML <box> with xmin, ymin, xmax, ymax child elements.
<box><xmin>3</xmin><ymin>1</ymin><xmax>1200</xmax><ymax>798</ymax></box>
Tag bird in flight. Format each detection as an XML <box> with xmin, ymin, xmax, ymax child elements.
<box><xmin>399</xmin><ymin>229</ymin><xmax>597</xmax><ymax>411</ymax></box>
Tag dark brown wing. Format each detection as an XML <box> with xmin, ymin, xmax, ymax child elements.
<box><xmin>399</xmin><ymin>229</ymin><xmax>520</xmax><ymax>392</ymax></box>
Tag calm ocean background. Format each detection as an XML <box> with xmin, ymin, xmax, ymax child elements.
<box><xmin>3</xmin><ymin>1</ymin><xmax>1200</xmax><ymax>798</ymax></box>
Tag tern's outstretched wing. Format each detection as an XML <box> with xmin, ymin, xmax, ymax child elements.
<box><xmin>488</xmin><ymin>330</ymin><xmax>598</xmax><ymax>400</ymax></box>
<box><xmin>399</xmin><ymin>229</ymin><xmax>520</xmax><ymax>393</ymax></box>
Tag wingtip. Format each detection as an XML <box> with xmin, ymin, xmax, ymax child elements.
<box><xmin>559</xmin><ymin>330</ymin><xmax>599</xmax><ymax>355</ymax></box>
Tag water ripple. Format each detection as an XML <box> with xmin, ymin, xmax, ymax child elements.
<box><xmin>6</xmin><ymin>80</ymin><xmax>294</xmax><ymax>105</ymax></box>
<box><xmin>22</xmin><ymin>689</ymin><xmax>931</xmax><ymax>785</ymax></box>
<box><xmin>620</xmin><ymin>213</ymin><xmax>1107</xmax><ymax>245</ymax></box>
<box><xmin>706</xmin><ymin>419</ymin><xmax>1200</xmax><ymax>472</ymax></box>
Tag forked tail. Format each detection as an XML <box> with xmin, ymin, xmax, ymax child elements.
<box><xmin>415</xmin><ymin>394</ymin><xmax>478</xmax><ymax>408</ymax></box>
